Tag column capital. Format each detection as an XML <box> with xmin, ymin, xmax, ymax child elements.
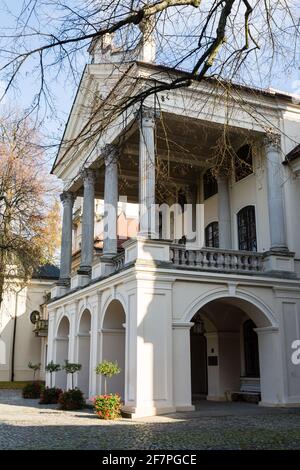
<box><xmin>102</xmin><ymin>144</ymin><xmax>120</xmax><ymax>166</ymax></box>
<box><xmin>139</xmin><ymin>106</ymin><xmax>160</xmax><ymax>127</ymax></box>
<box><xmin>60</xmin><ymin>191</ymin><xmax>75</xmax><ymax>205</ymax></box>
<box><xmin>263</xmin><ymin>133</ymin><xmax>281</xmax><ymax>151</ymax></box>
<box><xmin>81</xmin><ymin>168</ymin><xmax>96</xmax><ymax>185</ymax></box>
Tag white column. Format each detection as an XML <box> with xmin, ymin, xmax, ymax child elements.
<box><xmin>68</xmin><ymin>304</ymin><xmax>78</xmax><ymax>389</ymax></box>
<box><xmin>46</xmin><ymin>311</ymin><xmax>55</xmax><ymax>387</ymax></box>
<box><xmin>78</xmin><ymin>169</ymin><xmax>95</xmax><ymax>275</ymax></box>
<box><xmin>103</xmin><ymin>144</ymin><xmax>119</xmax><ymax>257</ymax></box>
<box><xmin>256</xmin><ymin>326</ymin><xmax>285</xmax><ymax>406</ymax></box>
<box><xmin>172</xmin><ymin>322</ymin><xmax>195</xmax><ymax>411</ymax></box>
<box><xmin>264</xmin><ymin>135</ymin><xmax>288</xmax><ymax>251</ymax></box>
<box><xmin>59</xmin><ymin>192</ymin><xmax>75</xmax><ymax>284</ymax></box>
<box><xmin>89</xmin><ymin>293</ymin><xmax>100</xmax><ymax>397</ymax></box>
<box><xmin>139</xmin><ymin>107</ymin><xmax>156</xmax><ymax>237</ymax></box>
<box><xmin>217</xmin><ymin>176</ymin><xmax>232</xmax><ymax>249</ymax></box>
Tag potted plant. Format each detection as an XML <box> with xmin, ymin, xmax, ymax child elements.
<box><xmin>95</xmin><ymin>360</ymin><xmax>120</xmax><ymax>395</ymax></box>
<box><xmin>22</xmin><ymin>361</ymin><xmax>43</xmax><ymax>398</ymax></box>
<box><xmin>58</xmin><ymin>388</ymin><xmax>85</xmax><ymax>410</ymax></box>
<box><xmin>40</xmin><ymin>361</ymin><xmax>62</xmax><ymax>404</ymax></box>
<box><xmin>45</xmin><ymin>360</ymin><xmax>61</xmax><ymax>388</ymax></box>
<box><xmin>93</xmin><ymin>360</ymin><xmax>122</xmax><ymax>420</ymax></box>
<box><xmin>28</xmin><ymin>362</ymin><xmax>41</xmax><ymax>381</ymax></box>
<box><xmin>62</xmin><ymin>360</ymin><xmax>82</xmax><ymax>389</ymax></box>
<box><xmin>57</xmin><ymin>360</ymin><xmax>85</xmax><ymax>410</ymax></box>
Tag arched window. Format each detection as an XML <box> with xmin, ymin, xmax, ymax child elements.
<box><xmin>237</xmin><ymin>205</ymin><xmax>257</xmax><ymax>251</ymax></box>
<box><xmin>235</xmin><ymin>144</ymin><xmax>253</xmax><ymax>181</ymax></box>
<box><xmin>243</xmin><ymin>319</ymin><xmax>260</xmax><ymax>378</ymax></box>
<box><xmin>203</xmin><ymin>169</ymin><xmax>218</xmax><ymax>200</ymax></box>
<box><xmin>205</xmin><ymin>221</ymin><xmax>219</xmax><ymax>248</ymax></box>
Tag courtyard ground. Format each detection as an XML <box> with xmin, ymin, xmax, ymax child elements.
<box><xmin>0</xmin><ymin>390</ymin><xmax>300</xmax><ymax>450</ymax></box>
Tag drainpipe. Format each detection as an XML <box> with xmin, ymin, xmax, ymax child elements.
<box><xmin>10</xmin><ymin>289</ymin><xmax>20</xmax><ymax>382</ymax></box>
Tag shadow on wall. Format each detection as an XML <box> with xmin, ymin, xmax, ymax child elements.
<box><xmin>0</xmin><ymin>288</ymin><xmax>43</xmax><ymax>382</ymax></box>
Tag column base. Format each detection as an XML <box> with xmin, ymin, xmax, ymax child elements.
<box><xmin>175</xmin><ymin>405</ymin><xmax>195</xmax><ymax>412</ymax></box>
<box><xmin>50</xmin><ymin>284</ymin><xmax>69</xmax><ymax>299</ymax></box>
<box><xmin>92</xmin><ymin>256</ymin><xmax>115</xmax><ymax>279</ymax></box>
<box><xmin>121</xmin><ymin>405</ymin><xmax>176</xmax><ymax>419</ymax></box>
<box><xmin>263</xmin><ymin>250</ymin><xmax>295</xmax><ymax>274</ymax></box>
<box><xmin>71</xmin><ymin>273</ymin><xmax>90</xmax><ymax>289</ymax></box>
<box><xmin>259</xmin><ymin>400</ymin><xmax>300</xmax><ymax>408</ymax></box>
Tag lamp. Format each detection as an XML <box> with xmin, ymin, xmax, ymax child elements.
<box><xmin>193</xmin><ymin>314</ymin><xmax>205</xmax><ymax>335</ymax></box>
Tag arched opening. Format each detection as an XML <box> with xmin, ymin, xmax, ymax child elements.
<box><xmin>101</xmin><ymin>300</ymin><xmax>125</xmax><ymax>398</ymax></box>
<box><xmin>189</xmin><ymin>296</ymin><xmax>271</xmax><ymax>405</ymax></box>
<box><xmin>77</xmin><ymin>309</ymin><xmax>91</xmax><ymax>397</ymax></box>
<box><xmin>55</xmin><ymin>316</ymin><xmax>69</xmax><ymax>390</ymax></box>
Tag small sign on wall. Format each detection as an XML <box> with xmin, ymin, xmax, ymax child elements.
<box><xmin>208</xmin><ymin>356</ymin><xmax>218</xmax><ymax>366</ymax></box>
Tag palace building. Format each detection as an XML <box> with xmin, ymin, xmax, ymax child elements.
<box><xmin>47</xmin><ymin>26</ymin><xmax>300</xmax><ymax>417</ymax></box>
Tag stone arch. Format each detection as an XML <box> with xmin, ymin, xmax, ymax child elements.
<box><xmin>101</xmin><ymin>299</ymin><xmax>126</xmax><ymax>398</ymax></box>
<box><xmin>182</xmin><ymin>288</ymin><xmax>277</xmax><ymax>328</ymax></box>
<box><xmin>55</xmin><ymin>315</ymin><xmax>70</xmax><ymax>390</ymax></box>
<box><xmin>182</xmin><ymin>288</ymin><xmax>277</xmax><ymax>405</ymax></box>
<box><xmin>77</xmin><ymin>308</ymin><xmax>91</xmax><ymax>397</ymax></box>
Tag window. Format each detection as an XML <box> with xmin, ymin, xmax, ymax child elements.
<box><xmin>235</xmin><ymin>144</ymin><xmax>253</xmax><ymax>181</ymax></box>
<box><xmin>237</xmin><ymin>205</ymin><xmax>257</xmax><ymax>251</ymax></box>
<box><xmin>205</xmin><ymin>221</ymin><xmax>219</xmax><ymax>248</ymax></box>
<box><xmin>203</xmin><ymin>169</ymin><xmax>218</xmax><ymax>200</ymax></box>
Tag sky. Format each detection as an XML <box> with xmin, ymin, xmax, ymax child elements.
<box><xmin>0</xmin><ymin>0</ymin><xmax>299</xmax><ymax>168</ymax></box>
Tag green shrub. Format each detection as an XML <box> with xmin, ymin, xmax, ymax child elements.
<box><xmin>58</xmin><ymin>388</ymin><xmax>85</xmax><ymax>410</ymax></box>
<box><xmin>92</xmin><ymin>394</ymin><xmax>122</xmax><ymax>420</ymax></box>
<box><xmin>39</xmin><ymin>387</ymin><xmax>62</xmax><ymax>404</ymax></box>
<box><xmin>22</xmin><ymin>381</ymin><xmax>43</xmax><ymax>399</ymax></box>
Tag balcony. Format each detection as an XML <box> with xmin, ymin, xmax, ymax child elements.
<box><xmin>169</xmin><ymin>245</ymin><xmax>264</xmax><ymax>273</ymax></box>
<box><xmin>107</xmin><ymin>238</ymin><xmax>294</xmax><ymax>277</ymax></box>
<box><xmin>33</xmin><ymin>319</ymin><xmax>48</xmax><ymax>337</ymax></box>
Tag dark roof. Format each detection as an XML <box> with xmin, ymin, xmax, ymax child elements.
<box><xmin>285</xmin><ymin>144</ymin><xmax>300</xmax><ymax>163</ymax></box>
<box><xmin>32</xmin><ymin>264</ymin><xmax>60</xmax><ymax>280</ymax></box>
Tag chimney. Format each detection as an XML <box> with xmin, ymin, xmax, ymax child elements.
<box><xmin>138</xmin><ymin>17</ymin><xmax>156</xmax><ymax>63</ymax></box>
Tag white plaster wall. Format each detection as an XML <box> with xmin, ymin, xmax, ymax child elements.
<box><xmin>47</xmin><ymin>261</ymin><xmax>300</xmax><ymax>414</ymax></box>
<box><xmin>0</xmin><ymin>279</ymin><xmax>53</xmax><ymax>382</ymax></box>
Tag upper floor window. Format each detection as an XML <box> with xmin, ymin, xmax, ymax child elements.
<box><xmin>205</xmin><ymin>221</ymin><xmax>219</xmax><ymax>248</ymax></box>
<box><xmin>237</xmin><ymin>205</ymin><xmax>257</xmax><ymax>251</ymax></box>
<box><xmin>235</xmin><ymin>144</ymin><xmax>253</xmax><ymax>182</ymax></box>
<box><xmin>203</xmin><ymin>169</ymin><xmax>218</xmax><ymax>200</ymax></box>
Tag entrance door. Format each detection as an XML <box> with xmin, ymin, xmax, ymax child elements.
<box><xmin>190</xmin><ymin>325</ymin><xmax>208</xmax><ymax>398</ymax></box>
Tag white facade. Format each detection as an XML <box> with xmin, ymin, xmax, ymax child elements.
<box><xmin>0</xmin><ymin>277</ymin><xmax>56</xmax><ymax>382</ymax></box>
<box><xmin>47</xmin><ymin>31</ymin><xmax>300</xmax><ymax>416</ymax></box>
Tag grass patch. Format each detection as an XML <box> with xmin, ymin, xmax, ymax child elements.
<box><xmin>0</xmin><ymin>381</ymin><xmax>44</xmax><ymax>390</ymax></box>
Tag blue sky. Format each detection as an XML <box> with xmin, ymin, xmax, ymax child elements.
<box><xmin>0</xmin><ymin>1</ymin><xmax>299</xmax><ymax>167</ymax></box>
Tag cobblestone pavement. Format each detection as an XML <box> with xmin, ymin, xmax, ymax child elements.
<box><xmin>1</xmin><ymin>391</ymin><xmax>300</xmax><ymax>450</ymax></box>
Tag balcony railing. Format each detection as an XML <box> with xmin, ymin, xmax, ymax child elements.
<box><xmin>169</xmin><ymin>245</ymin><xmax>264</xmax><ymax>273</ymax></box>
<box><xmin>113</xmin><ymin>252</ymin><xmax>125</xmax><ymax>272</ymax></box>
<box><xmin>33</xmin><ymin>319</ymin><xmax>48</xmax><ymax>337</ymax></box>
